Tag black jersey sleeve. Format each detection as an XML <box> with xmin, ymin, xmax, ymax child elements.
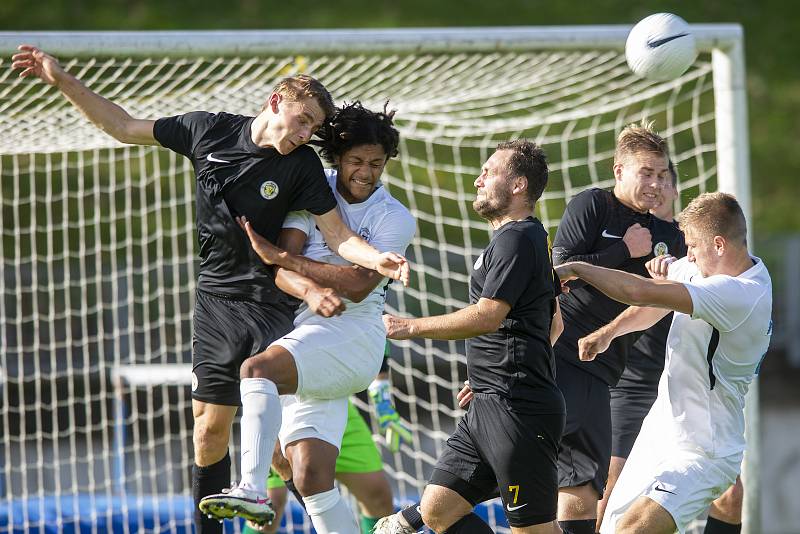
<box><xmin>153</xmin><ymin>111</ymin><xmax>216</xmax><ymax>158</ymax></box>
<box><xmin>289</xmin><ymin>147</ymin><xmax>337</xmax><ymax>215</ymax></box>
<box><xmin>552</xmin><ymin>189</ymin><xmax>630</xmax><ymax>267</ymax></box>
<box><xmin>481</xmin><ymin>229</ymin><xmax>540</xmax><ymax>308</ymax></box>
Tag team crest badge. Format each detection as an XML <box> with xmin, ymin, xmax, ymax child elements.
<box><xmin>260</xmin><ymin>181</ymin><xmax>279</xmax><ymax>200</ymax></box>
<box><xmin>473</xmin><ymin>253</ymin><xmax>484</xmax><ymax>270</ymax></box>
<box><xmin>653</xmin><ymin>242</ymin><xmax>668</xmax><ymax>256</ymax></box>
<box><xmin>359</xmin><ymin>227</ymin><xmax>371</xmax><ymax>241</ymax></box>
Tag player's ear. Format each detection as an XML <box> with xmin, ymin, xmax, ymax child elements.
<box><xmin>613</xmin><ymin>162</ymin><xmax>624</xmax><ymax>181</ymax></box>
<box><xmin>713</xmin><ymin>235</ymin><xmax>726</xmax><ymax>256</ymax></box>
<box><xmin>512</xmin><ymin>176</ymin><xmax>528</xmax><ymax>195</ymax></box>
<box><xmin>268</xmin><ymin>92</ymin><xmax>282</xmax><ymax>113</ymax></box>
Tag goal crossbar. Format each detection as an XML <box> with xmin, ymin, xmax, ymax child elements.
<box><xmin>0</xmin><ymin>25</ymin><xmax>742</xmax><ymax>56</ymax></box>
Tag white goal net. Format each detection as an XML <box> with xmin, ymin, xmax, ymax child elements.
<box><xmin>0</xmin><ymin>27</ymin><xmax>752</xmax><ymax>533</ymax></box>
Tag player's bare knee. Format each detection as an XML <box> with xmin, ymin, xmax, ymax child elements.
<box><xmin>192</xmin><ymin>417</ymin><xmax>231</xmax><ymax>462</ymax></box>
<box><xmin>240</xmin><ymin>351</ymin><xmax>274</xmax><ymax>380</ymax></box>
<box><xmin>419</xmin><ymin>496</ymin><xmax>451</xmax><ymax>533</ymax></box>
<box><xmin>293</xmin><ymin>461</ymin><xmax>334</xmax><ymax>497</ymax></box>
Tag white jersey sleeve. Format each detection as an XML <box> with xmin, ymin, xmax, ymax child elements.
<box><xmin>365</xmin><ymin>205</ymin><xmax>416</xmax><ymax>256</ymax></box>
<box><xmin>685</xmin><ymin>274</ymin><xmax>768</xmax><ymax>333</ymax></box>
<box><xmin>282</xmin><ymin>210</ymin><xmax>314</xmax><ymax>237</ymax></box>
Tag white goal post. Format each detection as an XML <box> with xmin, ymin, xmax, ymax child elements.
<box><xmin>0</xmin><ymin>26</ymin><xmax>754</xmax><ymax>533</ymax></box>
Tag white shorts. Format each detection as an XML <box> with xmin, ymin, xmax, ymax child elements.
<box><xmin>601</xmin><ymin>432</ymin><xmax>741</xmax><ymax>533</ymax></box>
<box><xmin>271</xmin><ymin>312</ymin><xmax>384</xmax><ymax>450</ymax></box>
<box><xmin>271</xmin><ymin>312</ymin><xmax>385</xmax><ymax>399</ymax></box>
<box><xmin>278</xmin><ymin>395</ymin><xmax>349</xmax><ymax>452</ymax></box>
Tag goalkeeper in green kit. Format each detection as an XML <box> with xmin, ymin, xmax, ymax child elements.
<box><xmin>244</xmin><ymin>341</ymin><xmax>411</xmax><ymax>534</ymax></box>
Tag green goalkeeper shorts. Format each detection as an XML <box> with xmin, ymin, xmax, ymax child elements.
<box><xmin>267</xmin><ymin>398</ymin><xmax>384</xmax><ymax>489</ymax></box>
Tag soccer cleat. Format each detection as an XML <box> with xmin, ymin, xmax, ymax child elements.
<box><xmin>372</xmin><ymin>512</ymin><xmax>418</xmax><ymax>534</ymax></box>
<box><xmin>198</xmin><ymin>485</ymin><xmax>275</xmax><ymax>526</ymax></box>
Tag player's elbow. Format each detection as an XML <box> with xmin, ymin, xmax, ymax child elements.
<box><xmin>344</xmin><ymin>287</ymin><xmax>370</xmax><ymax>303</ymax></box>
<box><xmin>475</xmin><ymin>313</ymin><xmax>504</xmax><ymax>334</ymax></box>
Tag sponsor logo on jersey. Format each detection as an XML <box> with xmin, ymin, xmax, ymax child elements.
<box><xmin>191</xmin><ymin>372</ymin><xmax>198</xmax><ymax>392</ymax></box>
<box><xmin>206</xmin><ymin>153</ymin><xmax>230</xmax><ymax>164</ymax></box>
<box><xmin>260</xmin><ymin>181</ymin><xmax>279</xmax><ymax>200</ymax></box>
<box><xmin>602</xmin><ymin>229</ymin><xmax>623</xmax><ymax>239</ymax></box>
<box><xmin>473</xmin><ymin>253</ymin><xmax>484</xmax><ymax>270</ymax></box>
<box><xmin>506</xmin><ymin>503</ymin><xmax>528</xmax><ymax>511</ymax></box>
<box><xmin>654</xmin><ymin>241</ymin><xmax>669</xmax><ymax>256</ymax></box>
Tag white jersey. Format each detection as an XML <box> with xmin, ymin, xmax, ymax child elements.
<box><xmin>283</xmin><ymin>169</ymin><xmax>416</xmax><ymax>320</ymax></box>
<box><xmin>648</xmin><ymin>256</ymin><xmax>772</xmax><ymax>457</ymax></box>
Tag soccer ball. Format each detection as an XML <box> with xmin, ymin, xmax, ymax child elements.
<box><xmin>625</xmin><ymin>13</ymin><xmax>698</xmax><ymax>81</ymax></box>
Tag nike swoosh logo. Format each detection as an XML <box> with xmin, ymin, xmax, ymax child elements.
<box><xmin>206</xmin><ymin>153</ymin><xmax>230</xmax><ymax>164</ymax></box>
<box><xmin>506</xmin><ymin>503</ymin><xmax>528</xmax><ymax>511</ymax></box>
<box><xmin>601</xmin><ymin>229</ymin><xmax>623</xmax><ymax>239</ymax></box>
<box><xmin>647</xmin><ymin>33</ymin><xmax>689</xmax><ymax>48</ymax></box>
<box><xmin>654</xmin><ymin>485</ymin><xmax>677</xmax><ymax>495</ymax></box>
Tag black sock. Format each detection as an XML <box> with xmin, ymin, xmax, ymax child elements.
<box><xmin>704</xmin><ymin>516</ymin><xmax>742</xmax><ymax>534</ymax></box>
<box><xmin>284</xmin><ymin>478</ymin><xmax>307</xmax><ymax>512</ymax></box>
<box><xmin>443</xmin><ymin>512</ymin><xmax>494</xmax><ymax>533</ymax></box>
<box><xmin>558</xmin><ymin>519</ymin><xmax>596</xmax><ymax>534</ymax></box>
<box><xmin>400</xmin><ymin>502</ymin><xmax>425</xmax><ymax>530</ymax></box>
<box><xmin>193</xmin><ymin>452</ymin><xmax>230</xmax><ymax>534</ymax></box>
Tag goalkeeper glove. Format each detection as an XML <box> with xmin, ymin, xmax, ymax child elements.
<box><xmin>368</xmin><ymin>378</ymin><xmax>412</xmax><ymax>453</ymax></box>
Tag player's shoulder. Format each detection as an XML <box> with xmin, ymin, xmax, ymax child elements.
<box><xmin>565</xmin><ymin>187</ymin><xmax>612</xmax><ymax>214</ymax></box>
<box><xmin>492</xmin><ymin>218</ymin><xmax>548</xmax><ymax>253</ymax></box>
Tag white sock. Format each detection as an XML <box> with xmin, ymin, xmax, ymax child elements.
<box><xmin>303</xmin><ymin>488</ymin><xmax>359</xmax><ymax>534</ymax></box>
<box><xmin>238</xmin><ymin>377</ymin><xmax>281</xmax><ymax>495</ymax></box>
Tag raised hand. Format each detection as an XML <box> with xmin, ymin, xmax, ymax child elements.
<box><xmin>646</xmin><ymin>253</ymin><xmax>677</xmax><ymax>280</ymax></box>
<box><xmin>623</xmin><ymin>223</ymin><xmax>652</xmax><ymax>258</ymax></box>
<box><xmin>375</xmin><ymin>251</ymin><xmax>410</xmax><ymax>287</ymax></box>
<box><xmin>11</xmin><ymin>45</ymin><xmax>65</xmax><ymax>86</ymax></box>
<box><xmin>368</xmin><ymin>379</ymin><xmax>412</xmax><ymax>453</ymax></box>
<box><xmin>237</xmin><ymin>216</ymin><xmax>281</xmax><ymax>265</ymax></box>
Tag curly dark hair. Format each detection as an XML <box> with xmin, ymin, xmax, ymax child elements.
<box><xmin>314</xmin><ymin>101</ymin><xmax>400</xmax><ymax>164</ymax></box>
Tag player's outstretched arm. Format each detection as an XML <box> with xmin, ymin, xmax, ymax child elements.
<box><xmin>313</xmin><ymin>210</ymin><xmax>409</xmax><ymax>286</ymax></box>
<box><xmin>578</xmin><ymin>304</ymin><xmax>671</xmax><ymax>361</ymax></box>
<box><xmin>242</xmin><ymin>219</ymin><xmax>387</xmax><ymax>302</ymax></box>
<box><xmin>555</xmin><ymin>261</ymin><xmax>693</xmax><ymax>314</ymax></box>
<box><xmin>383</xmin><ymin>297</ymin><xmax>510</xmax><ymax>341</ymax></box>
<box><xmin>11</xmin><ymin>45</ymin><xmax>157</xmax><ymax>146</ymax></box>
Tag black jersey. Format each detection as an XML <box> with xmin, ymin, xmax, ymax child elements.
<box><xmin>154</xmin><ymin>111</ymin><xmax>337</xmax><ymax>304</ymax></box>
<box><xmin>467</xmin><ymin>217</ymin><xmax>564</xmax><ymax>414</ymax></box>
<box><xmin>622</xmin><ymin>311</ymin><xmax>673</xmax><ymax>383</ymax></box>
<box><xmin>552</xmin><ymin>188</ymin><xmax>685</xmax><ymax>385</ymax></box>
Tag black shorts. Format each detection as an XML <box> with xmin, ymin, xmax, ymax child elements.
<box><xmin>555</xmin><ymin>358</ymin><xmax>611</xmax><ymax>496</ymax></box>
<box><xmin>609</xmin><ymin>374</ymin><xmax>658</xmax><ymax>458</ymax></box>
<box><xmin>429</xmin><ymin>393</ymin><xmax>564</xmax><ymax>528</ymax></box>
<box><xmin>192</xmin><ymin>289</ymin><xmax>294</xmax><ymax>406</ymax></box>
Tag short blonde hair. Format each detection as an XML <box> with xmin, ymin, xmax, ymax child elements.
<box><xmin>614</xmin><ymin>119</ymin><xmax>669</xmax><ymax>165</ymax></box>
<box><xmin>678</xmin><ymin>192</ymin><xmax>747</xmax><ymax>246</ymax></box>
<box><xmin>261</xmin><ymin>74</ymin><xmax>335</xmax><ymax>119</ymax></box>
